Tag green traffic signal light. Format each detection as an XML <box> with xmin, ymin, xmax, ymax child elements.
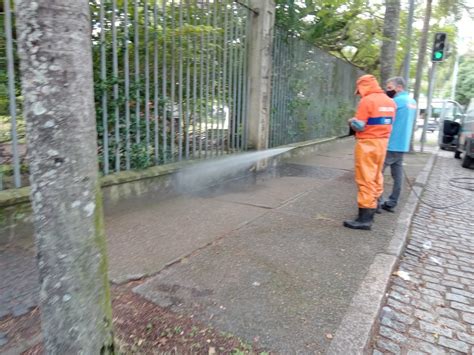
<box><xmin>432</xmin><ymin>32</ymin><xmax>447</xmax><ymax>62</ymax></box>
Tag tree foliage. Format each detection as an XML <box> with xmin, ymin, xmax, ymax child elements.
<box><xmin>275</xmin><ymin>0</ymin><xmax>468</xmax><ymax>86</ymax></box>
<box><xmin>275</xmin><ymin>0</ymin><xmax>384</xmax><ymax>73</ymax></box>
<box><xmin>455</xmin><ymin>54</ymin><xmax>474</xmax><ymax>106</ymax></box>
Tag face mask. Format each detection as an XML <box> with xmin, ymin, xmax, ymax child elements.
<box><xmin>385</xmin><ymin>89</ymin><xmax>396</xmax><ymax>98</ymax></box>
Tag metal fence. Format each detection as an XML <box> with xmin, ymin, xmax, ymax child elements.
<box><xmin>1</xmin><ymin>2</ymin><xmax>365</xmax><ymax>192</ymax></box>
<box><xmin>270</xmin><ymin>27</ymin><xmax>364</xmax><ymax>147</ymax></box>
<box><xmin>0</xmin><ymin>0</ymin><xmax>251</xmax><ymax>190</ymax></box>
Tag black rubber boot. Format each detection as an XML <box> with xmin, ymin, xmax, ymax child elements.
<box><xmin>376</xmin><ymin>200</ymin><xmax>382</xmax><ymax>214</ymax></box>
<box><xmin>381</xmin><ymin>202</ymin><xmax>395</xmax><ymax>213</ymax></box>
<box><xmin>343</xmin><ymin>208</ymin><xmax>376</xmax><ymax>230</ymax></box>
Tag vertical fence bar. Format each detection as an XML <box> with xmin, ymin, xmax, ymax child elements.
<box><xmin>227</xmin><ymin>3</ymin><xmax>235</xmax><ymax>152</ymax></box>
<box><xmin>276</xmin><ymin>31</ymin><xmax>282</xmax><ymax>147</ymax></box>
<box><xmin>285</xmin><ymin>36</ymin><xmax>291</xmax><ymax>145</ymax></box>
<box><xmin>279</xmin><ymin>34</ymin><xmax>287</xmax><ymax>146</ymax></box>
<box><xmin>177</xmin><ymin>0</ymin><xmax>184</xmax><ymax>161</ymax></box>
<box><xmin>204</xmin><ymin>0</ymin><xmax>211</xmax><ymax>158</ymax></box>
<box><xmin>215</xmin><ymin>1</ymin><xmax>222</xmax><ymax>156</ymax></box>
<box><xmin>124</xmin><ymin>0</ymin><xmax>131</xmax><ymax>170</ymax></box>
<box><xmin>162</xmin><ymin>0</ymin><xmax>168</xmax><ymax>163</ymax></box>
<box><xmin>283</xmin><ymin>36</ymin><xmax>290</xmax><ymax>145</ymax></box>
<box><xmin>4</xmin><ymin>0</ymin><xmax>21</xmax><ymax>187</ymax></box>
<box><xmin>269</xmin><ymin>29</ymin><xmax>278</xmax><ymax>147</ymax></box>
<box><xmin>99</xmin><ymin>0</ymin><xmax>109</xmax><ymax>174</ymax></box>
<box><xmin>198</xmin><ymin>1</ymin><xmax>205</xmax><ymax>157</ymax></box>
<box><xmin>144</xmin><ymin>0</ymin><xmax>151</xmax><ymax>162</ymax></box>
<box><xmin>153</xmin><ymin>0</ymin><xmax>160</xmax><ymax>164</ymax></box>
<box><xmin>191</xmin><ymin>0</ymin><xmax>198</xmax><ymax>158</ymax></box>
<box><xmin>278</xmin><ymin>34</ymin><xmax>286</xmax><ymax>145</ymax></box>
<box><xmin>209</xmin><ymin>0</ymin><xmax>218</xmax><ymax>156</ymax></box>
<box><xmin>242</xmin><ymin>9</ymin><xmax>250</xmax><ymax>150</ymax></box>
<box><xmin>277</xmin><ymin>31</ymin><xmax>284</xmax><ymax>147</ymax></box>
<box><xmin>231</xmin><ymin>16</ymin><xmax>239</xmax><ymax>151</ymax></box>
<box><xmin>112</xmin><ymin>0</ymin><xmax>121</xmax><ymax>172</ymax></box>
<box><xmin>134</xmin><ymin>0</ymin><xmax>141</xmax><ymax>146</ymax></box>
<box><xmin>170</xmin><ymin>0</ymin><xmax>176</xmax><ymax>160</ymax></box>
<box><xmin>236</xmin><ymin>19</ymin><xmax>244</xmax><ymax>150</ymax></box>
<box><xmin>220</xmin><ymin>0</ymin><xmax>229</xmax><ymax>155</ymax></box>
<box><xmin>277</xmin><ymin>31</ymin><xmax>284</xmax><ymax>146</ymax></box>
<box><xmin>185</xmin><ymin>0</ymin><xmax>191</xmax><ymax>159</ymax></box>
<box><xmin>279</xmin><ymin>32</ymin><xmax>286</xmax><ymax>146</ymax></box>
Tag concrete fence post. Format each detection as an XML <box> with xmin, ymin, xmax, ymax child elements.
<box><xmin>246</xmin><ymin>0</ymin><xmax>275</xmax><ymax>150</ymax></box>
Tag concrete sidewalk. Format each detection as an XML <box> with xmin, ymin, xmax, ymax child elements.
<box><xmin>107</xmin><ymin>138</ymin><xmax>431</xmax><ymax>353</ymax></box>
<box><xmin>0</xmin><ymin>137</ymin><xmax>433</xmax><ymax>353</ymax></box>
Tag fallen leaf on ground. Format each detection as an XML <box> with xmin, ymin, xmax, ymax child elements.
<box><xmin>393</xmin><ymin>270</ymin><xmax>411</xmax><ymax>281</ymax></box>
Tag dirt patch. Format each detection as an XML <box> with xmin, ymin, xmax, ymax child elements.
<box><xmin>1</xmin><ymin>280</ymin><xmax>270</xmax><ymax>354</ymax></box>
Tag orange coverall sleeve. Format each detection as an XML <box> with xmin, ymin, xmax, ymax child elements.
<box><xmin>355</xmin><ymin>98</ymin><xmax>370</xmax><ymax>123</ymax></box>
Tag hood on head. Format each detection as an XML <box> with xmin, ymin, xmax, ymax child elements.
<box><xmin>355</xmin><ymin>74</ymin><xmax>384</xmax><ymax>97</ymax></box>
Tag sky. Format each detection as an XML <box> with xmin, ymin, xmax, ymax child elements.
<box><xmin>457</xmin><ymin>1</ymin><xmax>474</xmax><ymax>54</ymax></box>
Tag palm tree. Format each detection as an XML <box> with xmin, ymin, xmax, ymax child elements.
<box><xmin>15</xmin><ymin>0</ymin><xmax>114</xmax><ymax>352</ymax></box>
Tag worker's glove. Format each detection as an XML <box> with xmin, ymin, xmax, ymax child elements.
<box><xmin>349</xmin><ymin>118</ymin><xmax>366</xmax><ymax>132</ymax></box>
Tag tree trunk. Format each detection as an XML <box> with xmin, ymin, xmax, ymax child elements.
<box><xmin>15</xmin><ymin>1</ymin><xmax>114</xmax><ymax>353</ymax></box>
<box><xmin>410</xmin><ymin>0</ymin><xmax>433</xmax><ymax>151</ymax></box>
<box><xmin>380</xmin><ymin>0</ymin><xmax>401</xmax><ymax>86</ymax></box>
<box><xmin>402</xmin><ymin>0</ymin><xmax>415</xmax><ymax>88</ymax></box>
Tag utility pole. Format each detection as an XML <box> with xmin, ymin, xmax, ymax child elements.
<box><xmin>451</xmin><ymin>54</ymin><xmax>460</xmax><ymax>100</ymax></box>
<box><xmin>421</xmin><ymin>62</ymin><xmax>437</xmax><ymax>153</ymax></box>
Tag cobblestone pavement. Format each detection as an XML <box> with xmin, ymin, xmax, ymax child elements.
<box><xmin>371</xmin><ymin>151</ymin><xmax>474</xmax><ymax>354</ymax></box>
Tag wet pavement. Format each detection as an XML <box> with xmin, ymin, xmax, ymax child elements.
<box><xmin>0</xmin><ymin>138</ymin><xmax>432</xmax><ymax>353</ymax></box>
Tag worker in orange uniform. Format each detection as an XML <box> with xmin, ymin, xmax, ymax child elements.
<box><xmin>343</xmin><ymin>74</ymin><xmax>396</xmax><ymax>230</ymax></box>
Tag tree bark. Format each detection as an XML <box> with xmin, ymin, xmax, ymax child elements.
<box><xmin>402</xmin><ymin>0</ymin><xmax>415</xmax><ymax>88</ymax></box>
<box><xmin>15</xmin><ymin>1</ymin><xmax>114</xmax><ymax>353</ymax></box>
<box><xmin>410</xmin><ymin>0</ymin><xmax>433</xmax><ymax>151</ymax></box>
<box><xmin>380</xmin><ymin>0</ymin><xmax>401</xmax><ymax>86</ymax></box>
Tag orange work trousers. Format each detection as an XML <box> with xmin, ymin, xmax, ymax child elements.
<box><xmin>354</xmin><ymin>138</ymin><xmax>388</xmax><ymax>209</ymax></box>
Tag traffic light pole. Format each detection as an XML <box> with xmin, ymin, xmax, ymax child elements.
<box><xmin>421</xmin><ymin>62</ymin><xmax>437</xmax><ymax>153</ymax></box>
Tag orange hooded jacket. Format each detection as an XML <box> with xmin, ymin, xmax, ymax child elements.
<box><xmin>354</xmin><ymin>75</ymin><xmax>396</xmax><ymax>139</ymax></box>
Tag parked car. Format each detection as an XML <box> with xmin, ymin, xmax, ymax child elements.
<box><xmin>438</xmin><ymin>100</ymin><xmax>465</xmax><ymax>151</ymax></box>
<box><xmin>439</xmin><ymin>99</ymin><xmax>474</xmax><ymax>168</ymax></box>
<box><xmin>456</xmin><ymin>102</ymin><xmax>474</xmax><ymax>168</ymax></box>
<box><xmin>417</xmin><ymin>99</ymin><xmax>449</xmax><ymax>132</ymax></box>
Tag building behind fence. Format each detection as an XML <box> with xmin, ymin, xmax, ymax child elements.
<box><xmin>1</xmin><ymin>0</ymin><xmax>362</xmax><ymax>191</ymax></box>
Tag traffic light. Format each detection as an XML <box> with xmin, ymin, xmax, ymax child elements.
<box><xmin>432</xmin><ymin>32</ymin><xmax>447</xmax><ymax>62</ymax></box>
